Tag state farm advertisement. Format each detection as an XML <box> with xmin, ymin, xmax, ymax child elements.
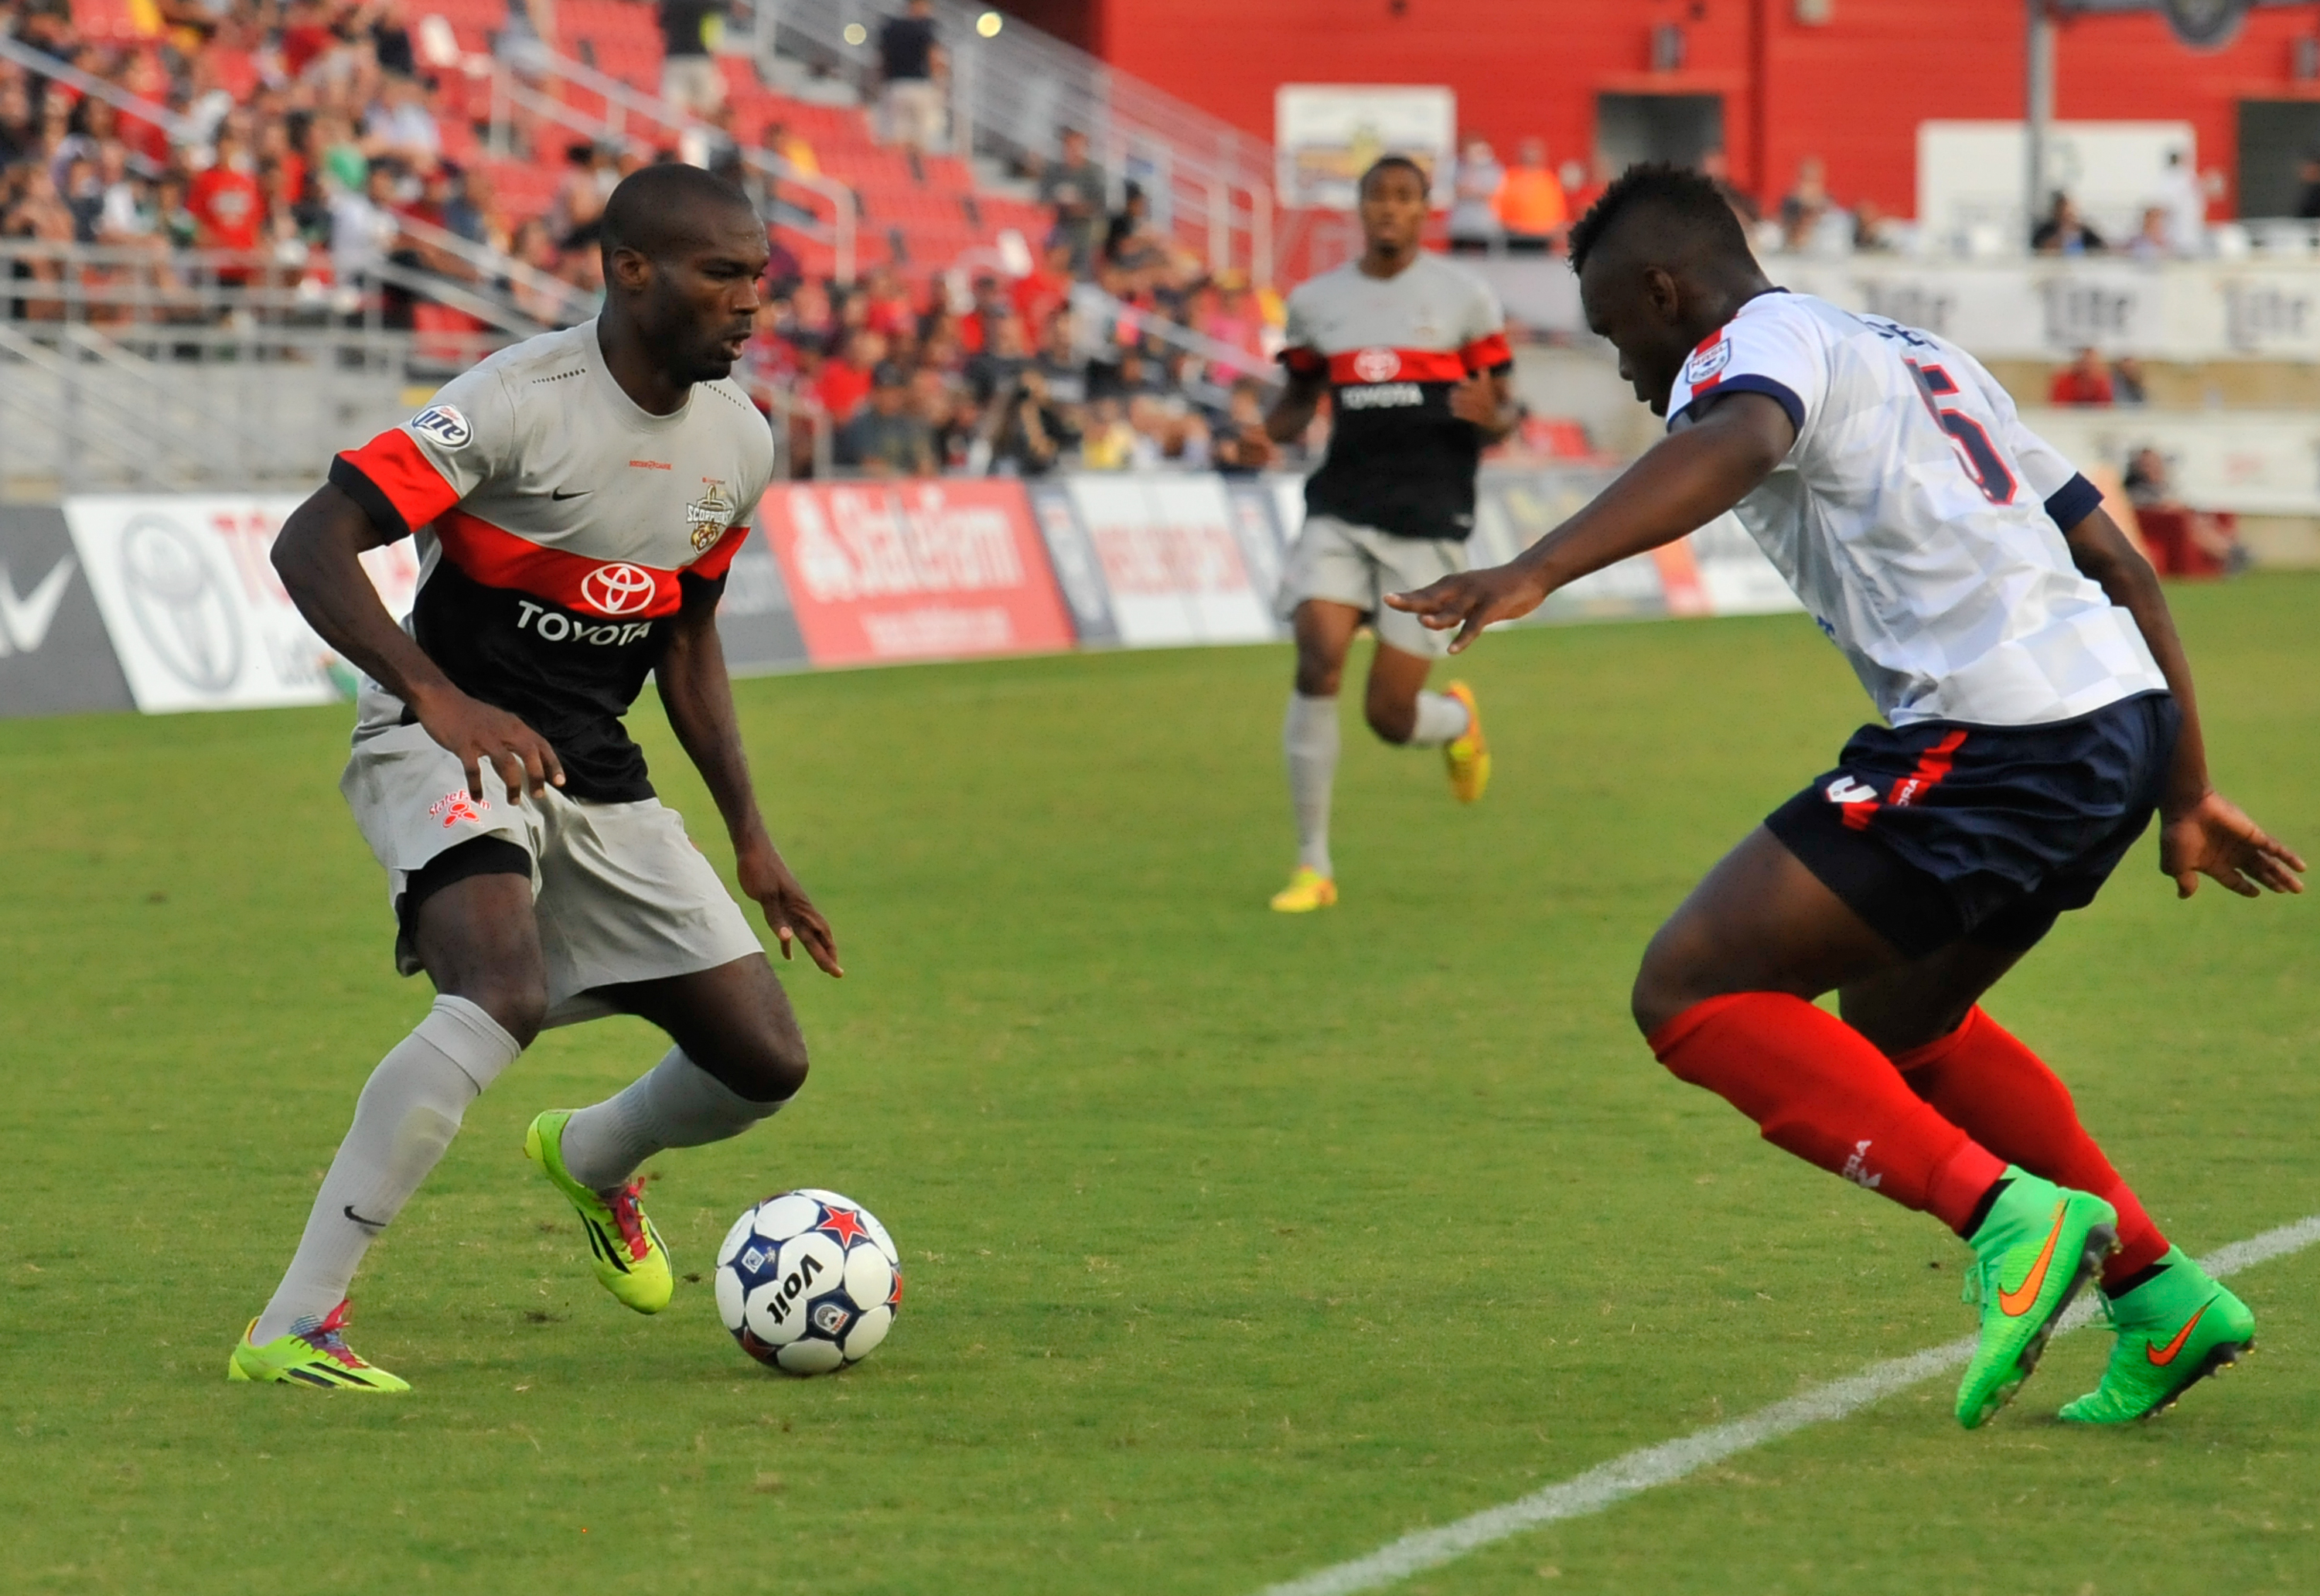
<box><xmin>755</xmin><ymin>482</ymin><xmax>1074</xmax><ymax>667</ymax></box>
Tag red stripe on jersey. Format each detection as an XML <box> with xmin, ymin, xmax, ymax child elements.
<box><xmin>1325</xmin><ymin>348</ymin><xmax>1469</xmax><ymax>384</ymax></box>
<box><xmin>1460</xmin><ymin>332</ymin><xmax>1513</xmax><ymax>372</ymax></box>
<box><xmin>434</xmin><ymin>508</ymin><xmax>685</xmax><ymax>619</ymax></box>
<box><xmin>1692</xmin><ymin>330</ymin><xmax>1724</xmax><ymax>358</ymax></box>
<box><xmin>337</xmin><ymin>429</ymin><xmax>459</xmax><ymax>531</ymax></box>
<box><xmin>688</xmin><ymin>523</ymin><xmax>750</xmax><ymax>582</ymax></box>
<box><xmin>1280</xmin><ymin>345</ymin><xmax>1325</xmax><ymax>376</ymax></box>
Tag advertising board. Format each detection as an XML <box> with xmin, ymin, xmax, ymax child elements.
<box><xmin>62</xmin><ymin>496</ymin><xmax>418</xmax><ymax>714</ymax></box>
<box><xmin>0</xmin><ymin>503</ymin><xmax>135</xmax><ymax>718</ymax></box>
<box><xmin>756</xmin><ymin>480</ymin><xmax>1075</xmax><ymax>667</ymax></box>
<box><xmin>1063</xmin><ymin>476</ymin><xmax>1278</xmax><ymax>647</ymax></box>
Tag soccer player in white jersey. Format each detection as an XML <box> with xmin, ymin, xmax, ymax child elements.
<box><xmin>227</xmin><ymin>165</ymin><xmax>840</xmax><ymax>1390</ymax></box>
<box><xmin>1391</xmin><ymin>165</ymin><xmax>2304</xmax><ymax>1428</ymax></box>
<box><xmin>1245</xmin><ymin>155</ymin><xmax>1519</xmax><ymax>913</ymax></box>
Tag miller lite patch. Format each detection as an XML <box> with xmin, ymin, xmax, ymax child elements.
<box><xmin>411</xmin><ymin>404</ymin><xmax>473</xmax><ymax>449</ymax></box>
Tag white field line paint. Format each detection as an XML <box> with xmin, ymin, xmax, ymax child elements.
<box><xmin>1258</xmin><ymin>1213</ymin><xmax>2320</xmax><ymax>1596</ymax></box>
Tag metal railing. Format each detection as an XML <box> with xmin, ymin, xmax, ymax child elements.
<box><xmin>753</xmin><ymin>0</ymin><xmax>1276</xmax><ymax>284</ymax></box>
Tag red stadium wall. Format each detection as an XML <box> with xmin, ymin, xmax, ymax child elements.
<box><xmin>1086</xmin><ymin>0</ymin><xmax>2320</xmax><ymax>217</ymax></box>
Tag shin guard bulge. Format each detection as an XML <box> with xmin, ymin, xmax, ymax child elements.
<box><xmin>1650</xmin><ymin>992</ymin><xmax>2006</xmax><ymax>1234</ymax></box>
<box><xmin>1893</xmin><ymin>1006</ymin><xmax>2167</xmax><ymax>1286</ymax></box>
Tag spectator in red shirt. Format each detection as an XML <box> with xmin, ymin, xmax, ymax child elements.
<box><xmin>812</xmin><ymin>329</ymin><xmax>885</xmax><ymax>420</ymax></box>
<box><xmin>1010</xmin><ymin>237</ymin><xmax>1073</xmax><ymax>335</ymax></box>
<box><xmin>2048</xmin><ymin>346</ymin><xmax>2115</xmax><ymax>407</ymax></box>
<box><xmin>189</xmin><ymin>128</ymin><xmax>264</xmax><ymax>281</ymax></box>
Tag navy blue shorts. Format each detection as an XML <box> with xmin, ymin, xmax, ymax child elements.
<box><xmin>1764</xmin><ymin>691</ymin><xmax>2179</xmax><ymax>959</ymax></box>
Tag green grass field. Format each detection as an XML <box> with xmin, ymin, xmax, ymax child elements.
<box><xmin>4</xmin><ymin>575</ymin><xmax>2316</xmax><ymax>1595</ymax></box>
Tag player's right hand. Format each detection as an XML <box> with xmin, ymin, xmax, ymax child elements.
<box><xmin>1383</xmin><ymin>564</ymin><xmax>1548</xmax><ymax>654</ymax></box>
<box><xmin>416</xmin><ymin>686</ymin><xmax>566</xmax><ymax>803</ymax></box>
<box><xmin>2159</xmin><ymin>789</ymin><xmax>2305</xmax><ymax>899</ymax></box>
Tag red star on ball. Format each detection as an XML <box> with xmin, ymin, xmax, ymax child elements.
<box><xmin>816</xmin><ymin>1206</ymin><xmax>869</xmax><ymax>1246</ymax></box>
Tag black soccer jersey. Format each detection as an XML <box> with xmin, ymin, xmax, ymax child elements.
<box><xmin>333</xmin><ymin>322</ymin><xmax>777</xmax><ymax>801</ymax></box>
<box><xmin>1279</xmin><ymin>253</ymin><xmax>1513</xmax><ymax>541</ymax></box>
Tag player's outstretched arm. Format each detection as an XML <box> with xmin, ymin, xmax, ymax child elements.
<box><xmin>656</xmin><ymin>584</ymin><xmax>843</xmax><ymax>977</ymax></box>
<box><xmin>1385</xmin><ymin>390</ymin><xmax>1795</xmax><ymax>653</ymax></box>
<box><xmin>272</xmin><ymin>483</ymin><xmax>565</xmax><ymax>803</ymax></box>
<box><xmin>2060</xmin><ymin>506</ymin><xmax>2305</xmax><ymax>899</ymax></box>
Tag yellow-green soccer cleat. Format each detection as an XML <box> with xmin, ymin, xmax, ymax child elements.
<box><xmin>1442</xmin><ymin>680</ymin><xmax>1490</xmax><ymax>804</ymax></box>
<box><xmin>524</xmin><ymin>1109</ymin><xmax>674</xmax><ymax>1314</ymax></box>
<box><xmin>2059</xmin><ymin>1247</ymin><xmax>2256</xmax><ymax>1424</ymax></box>
<box><xmin>227</xmin><ymin>1301</ymin><xmax>410</xmax><ymax>1392</ymax></box>
<box><xmin>1269</xmin><ymin>865</ymin><xmax>1339</xmax><ymax>913</ymax></box>
<box><xmin>1954</xmin><ymin>1168</ymin><xmax>2117</xmax><ymax>1429</ymax></box>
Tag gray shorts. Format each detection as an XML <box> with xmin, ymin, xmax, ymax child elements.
<box><xmin>1276</xmin><ymin>514</ymin><xmax>1470</xmax><ymax>659</ymax></box>
<box><xmin>339</xmin><ymin>718</ymin><xmax>765</xmax><ymax>1029</ymax></box>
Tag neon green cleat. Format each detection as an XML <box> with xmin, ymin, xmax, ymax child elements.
<box><xmin>1954</xmin><ymin>1169</ymin><xmax>2117</xmax><ymax>1429</ymax></box>
<box><xmin>524</xmin><ymin>1109</ymin><xmax>673</xmax><ymax>1314</ymax></box>
<box><xmin>1269</xmin><ymin>866</ymin><xmax>1338</xmax><ymax>913</ymax></box>
<box><xmin>2059</xmin><ymin>1247</ymin><xmax>2255</xmax><ymax>1424</ymax></box>
<box><xmin>227</xmin><ymin>1301</ymin><xmax>409</xmax><ymax>1392</ymax></box>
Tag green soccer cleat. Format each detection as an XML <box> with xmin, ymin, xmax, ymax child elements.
<box><xmin>2059</xmin><ymin>1247</ymin><xmax>2255</xmax><ymax>1424</ymax></box>
<box><xmin>227</xmin><ymin>1301</ymin><xmax>409</xmax><ymax>1392</ymax></box>
<box><xmin>524</xmin><ymin>1109</ymin><xmax>673</xmax><ymax>1314</ymax></box>
<box><xmin>1954</xmin><ymin>1169</ymin><xmax>2117</xmax><ymax>1430</ymax></box>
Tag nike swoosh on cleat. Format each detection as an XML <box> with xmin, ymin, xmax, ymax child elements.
<box><xmin>2146</xmin><ymin>1301</ymin><xmax>2212</xmax><ymax>1366</ymax></box>
<box><xmin>343</xmin><ymin>1205</ymin><xmax>387</xmax><ymax>1229</ymax></box>
<box><xmin>551</xmin><ymin>489</ymin><xmax>589</xmax><ymax>500</ymax></box>
<box><xmin>1997</xmin><ymin>1202</ymin><xmax>2069</xmax><ymax>1317</ymax></box>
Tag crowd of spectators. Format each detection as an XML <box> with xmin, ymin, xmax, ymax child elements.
<box><xmin>0</xmin><ymin>0</ymin><xmax>640</xmax><ymax>323</ymax></box>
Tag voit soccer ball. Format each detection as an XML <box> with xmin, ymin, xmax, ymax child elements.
<box><xmin>715</xmin><ymin>1188</ymin><xmax>902</xmax><ymax>1376</ymax></box>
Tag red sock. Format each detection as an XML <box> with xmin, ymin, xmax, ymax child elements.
<box><xmin>1650</xmin><ymin>993</ymin><xmax>2007</xmax><ymax>1234</ymax></box>
<box><xmin>1891</xmin><ymin>1007</ymin><xmax>2168</xmax><ymax>1289</ymax></box>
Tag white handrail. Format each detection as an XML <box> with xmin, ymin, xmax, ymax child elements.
<box><xmin>0</xmin><ymin>33</ymin><xmax>198</xmax><ymax>142</ymax></box>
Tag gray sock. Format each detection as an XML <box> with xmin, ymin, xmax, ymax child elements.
<box><xmin>1284</xmin><ymin>691</ymin><xmax>1339</xmax><ymax>877</ymax></box>
<box><xmin>1405</xmin><ymin>690</ymin><xmax>1471</xmax><ymax>749</ymax></box>
<box><xmin>558</xmin><ymin>1048</ymin><xmax>787</xmax><ymax>1193</ymax></box>
<box><xmin>252</xmin><ymin>996</ymin><xmax>521</xmax><ymax>1343</ymax></box>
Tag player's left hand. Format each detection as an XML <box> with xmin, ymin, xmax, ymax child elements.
<box><xmin>738</xmin><ymin>841</ymin><xmax>844</xmax><ymax>977</ymax></box>
<box><xmin>1383</xmin><ymin>562</ymin><xmax>1548</xmax><ymax>653</ymax></box>
<box><xmin>1447</xmin><ymin>374</ymin><xmax>1503</xmax><ymax>431</ymax></box>
<box><xmin>2159</xmin><ymin>789</ymin><xmax>2305</xmax><ymax>899</ymax></box>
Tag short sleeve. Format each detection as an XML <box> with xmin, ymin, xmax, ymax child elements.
<box><xmin>1957</xmin><ymin>351</ymin><xmax>2103</xmax><ymax>529</ymax></box>
<box><xmin>1459</xmin><ymin>278</ymin><xmax>1512</xmax><ymax>374</ymax></box>
<box><xmin>1665</xmin><ymin>297</ymin><xmax>1824</xmax><ymax>435</ymax></box>
<box><xmin>329</xmin><ymin>363</ymin><xmax>516</xmax><ymax>541</ymax></box>
<box><xmin>1278</xmin><ymin>286</ymin><xmax>1324</xmax><ymax>378</ymax></box>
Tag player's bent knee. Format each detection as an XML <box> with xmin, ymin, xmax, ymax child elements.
<box><xmin>449</xmin><ymin>979</ymin><xmax>548</xmax><ymax>1049</ymax></box>
<box><xmin>700</xmin><ymin>1034</ymin><xmax>807</xmax><ymax>1105</ymax></box>
<box><xmin>1630</xmin><ymin>924</ymin><xmax>1715</xmax><ymax>1042</ymax></box>
<box><xmin>1364</xmin><ymin>698</ymin><xmax>1417</xmax><ymax>744</ymax></box>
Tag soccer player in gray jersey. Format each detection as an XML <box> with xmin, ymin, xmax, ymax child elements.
<box><xmin>1245</xmin><ymin>156</ymin><xmax>1519</xmax><ymax>913</ymax></box>
<box><xmin>227</xmin><ymin>165</ymin><xmax>840</xmax><ymax>1390</ymax></box>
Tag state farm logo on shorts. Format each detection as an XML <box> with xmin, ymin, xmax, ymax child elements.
<box><xmin>410</xmin><ymin>404</ymin><xmax>473</xmax><ymax>449</ymax></box>
<box><xmin>580</xmin><ymin>562</ymin><xmax>657</xmax><ymax>616</ymax></box>
<box><xmin>1351</xmin><ymin>346</ymin><xmax>1401</xmax><ymax>384</ymax></box>
<box><xmin>431</xmin><ymin>789</ymin><xmax>491</xmax><ymax>828</ymax></box>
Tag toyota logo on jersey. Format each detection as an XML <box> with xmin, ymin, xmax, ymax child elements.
<box><xmin>580</xmin><ymin>562</ymin><xmax>657</xmax><ymax>616</ymax></box>
<box><xmin>1351</xmin><ymin>346</ymin><xmax>1401</xmax><ymax>384</ymax></box>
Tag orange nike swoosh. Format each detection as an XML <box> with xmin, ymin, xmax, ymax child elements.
<box><xmin>1997</xmin><ymin>1202</ymin><xmax>2068</xmax><ymax>1317</ymax></box>
<box><xmin>2145</xmin><ymin>1302</ymin><xmax>2210</xmax><ymax>1366</ymax></box>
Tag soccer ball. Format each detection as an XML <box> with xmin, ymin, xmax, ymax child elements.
<box><xmin>715</xmin><ymin>1188</ymin><xmax>902</xmax><ymax>1376</ymax></box>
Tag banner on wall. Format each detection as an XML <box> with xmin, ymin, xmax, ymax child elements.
<box><xmin>1063</xmin><ymin>476</ymin><xmax>1279</xmax><ymax>647</ymax></box>
<box><xmin>0</xmin><ymin>503</ymin><xmax>136</xmax><ymax>718</ymax></box>
<box><xmin>1274</xmin><ymin>84</ymin><xmax>1456</xmax><ymax>210</ymax></box>
<box><xmin>715</xmin><ymin>528</ymin><xmax>812</xmax><ymax>674</ymax></box>
<box><xmin>756</xmin><ymin>480</ymin><xmax>1076</xmax><ymax>667</ymax></box>
<box><xmin>62</xmin><ymin>496</ymin><xmax>419</xmax><ymax>713</ymax></box>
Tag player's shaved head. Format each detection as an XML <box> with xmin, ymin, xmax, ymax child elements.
<box><xmin>1571</xmin><ymin>162</ymin><xmax>1773</xmax><ymax>417</ymax></box>
<box><xmin>1357</xmin><ymin>155</ymin><xmax>1428</xmax><ymax>200</ymax></box>
<box><xmin>599</xmin><ymin>162</ymin><xmax>759</xmax><ymax>268</ymax></box>
<box><xmin>595</xmin><ymin>161</ymin><xmax>771</xmax><ymax>404</ymax></box>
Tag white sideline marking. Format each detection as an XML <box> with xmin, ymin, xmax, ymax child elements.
<box><xmin>1258</xmin><ymin>1213</ymin><xmax>2320</xmax><ymax>1596</ymax></box>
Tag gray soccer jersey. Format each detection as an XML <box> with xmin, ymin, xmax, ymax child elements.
<box><xmin>1278</xmin><ymin>253</ymin><xmax>1511</xmax><ymax>541</ymax></box>
<box><xmin>333</xmin><ymin>320</ymin><xmax>778</xmax><ymax>800</ymax></box>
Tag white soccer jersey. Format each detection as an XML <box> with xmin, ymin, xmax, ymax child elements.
<box><xmin>1666</xmin><ymin>292</ymin><xmax>2165</xmax><ymax>728</ymax></box>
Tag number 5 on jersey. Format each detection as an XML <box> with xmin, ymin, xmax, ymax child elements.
<box><xmin>1905</xmin><ymin>360</ymin><xmax>2018</xmax><ymax>506</ymax></box>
